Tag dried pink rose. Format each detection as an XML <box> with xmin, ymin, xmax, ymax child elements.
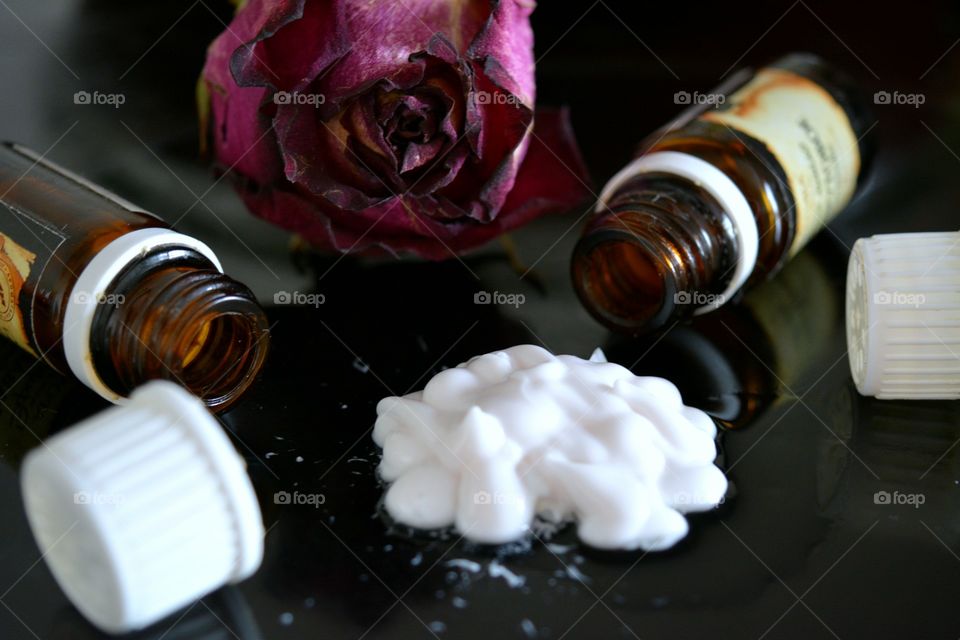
<box><xmin>200</xmin><ymin>0</ymin><xmax>590</xmax><ymax>258</ymax></box>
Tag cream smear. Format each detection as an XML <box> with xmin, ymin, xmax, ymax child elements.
<box><xmin>372</xmin><ymin>345</ymin><xmax>727</xmax><ymax>551</ymax></box>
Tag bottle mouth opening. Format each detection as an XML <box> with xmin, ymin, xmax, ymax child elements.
<box><xmin>572</xmin><ymin>230</ymin><xmax>676</xmax><ymax>334</ymax></box>
<box><xmin>90</xmin><ymin>255</ymin><xmax>271</xmax><ymax>412</ymax></box>
<box><xmin>177</xmin><ymin>305</ymin><xmax>270</xmax><ymax>411</ymax></box>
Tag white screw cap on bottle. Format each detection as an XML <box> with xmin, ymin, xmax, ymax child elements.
<box><xmin>846</xmin><ymin>231</ymin><xmax>960</xmax><ymax>399</ymax></box>
<box><xmin>20</xmin><ymin>381</ymin><xmax>264</xmax><ymax>634</ymax></box>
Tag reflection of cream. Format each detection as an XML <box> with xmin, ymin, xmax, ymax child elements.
<box><xmin>373</xmin><ymin>345</ymin><xmax>727</xmax><ymax>551</ymax></box>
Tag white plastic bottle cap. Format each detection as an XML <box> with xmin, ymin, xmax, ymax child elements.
<box><xmin>20</xmin><ymin>381</ymin><xmax>264</xmax><ymax>634</ymax></box>
<box><xmin>847</xmin><ymin>231</ymin><xmax>960</xmax><ymax>399</ymax></box>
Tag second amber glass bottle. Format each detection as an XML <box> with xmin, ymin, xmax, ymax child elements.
<box><xmin>572</xmin><ymin>53</ymin><xmax>873</xmax><ymax>334</ymax></box>
<box><xmin>0</xmin><ymin>142</ymin><xmax>269</xmax><ymax>411</ymax></box>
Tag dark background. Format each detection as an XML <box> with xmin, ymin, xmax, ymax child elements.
<box><xmin>2</xmin><ymin>1</ymin><xmax>960</xmax><ymax>638</ymax></box>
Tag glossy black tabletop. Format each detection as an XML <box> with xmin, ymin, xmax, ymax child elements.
<box><xmin>2</xmin><ymin>1</ymin><xmax>960</xmax><ymax>639</ymax></box>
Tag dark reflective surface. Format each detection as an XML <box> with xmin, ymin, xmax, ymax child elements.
<box><xmin>3</xmin><ymin>1</ymin><xmax>960</xmax><ymax>639</ymax></box>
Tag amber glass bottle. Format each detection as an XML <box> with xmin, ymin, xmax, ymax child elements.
<box><xmin>572</xmin><ymin>53</ymin><xmax>873</xmax><ymax>334</ymax></box>
<box><xmin>0</xmin><ymin>142</ymin><xmax>269</xmax><ymax>411</ymax></box>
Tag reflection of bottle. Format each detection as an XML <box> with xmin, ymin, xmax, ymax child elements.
<box><xmin>573</xmin><ymin>53</ymin><xmax>873</xmax><ymax>334</ymax></box>
<box><xmin>0</xmin><ymin>143</ymin><xmax>269</xmax><ymax>410</ymax></box>
<box><xmin>605</xmin><ymin>241</ymin><xmax>844</xmax><ymax>429</ymax></box>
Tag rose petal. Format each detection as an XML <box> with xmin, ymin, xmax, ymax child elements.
<box><xmin>276</xmin><ymin>99</ymin><xmax>393</xmax><ymax>209</ymax></box>
<box><xmin>202</xmin><ymin>0</ymin><xmax>350</xmax><ymax>184</ymax></box>
<box><xmin>344</xmin><ymin>91</ymin><xmax>401</xmax><ymax>182</ymax></box>
<box><xmin>437</xmin><ymin>58</ymin><xmax>533</xmax><ymax>222</ymax></box>
<box><xmin>401</xmin><ymin>137</ymin><xmax>446</xmax><ymax>174</ymax></box>
<box><xmin>229</xmin><ymin>0</ymin><xmax>350</xmax><ymax>91</ymax></box>
<box><xmin>240</xmin><ymin>107</ymin><xmax>590</xmax><ymax>259</ymax></box>
<box><xmin>315</xmin><ymin>0</ymin><xmax>492</xmax><ymax>107</ymax></box>
<box><xmin>204</xmin><ymin>81</ymin><xmax>282</xmax><ymax>186</ymax></box>
<box><xmin>496</xmin><ymin>107</ymin><xmax>591</xmax><ymax>227</ymax></box>
<box><xmin>468</xmin><ymin>0</ymin><xmax>536</xmax><ymax>105</ymax></box>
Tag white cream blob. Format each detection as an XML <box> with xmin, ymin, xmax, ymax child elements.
<box><xmin>372</xmin><ymin>345</ymin><xmax>727</xmax><ymax>551</ymax></box>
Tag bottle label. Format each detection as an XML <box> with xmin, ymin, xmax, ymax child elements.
<box><xmin>0</xmin><ymin>231</ymin><xmax>37</xmax><ymax>355</ymax></box>
<box><xmin>0</xmin><ymin>203</ymin><xmax>65</xmax><ymax>357</ymax></box>
<box><xmin>701</xmin><ymin>67</ymin><xmax>860</xmax><ymax>255</ymax></box>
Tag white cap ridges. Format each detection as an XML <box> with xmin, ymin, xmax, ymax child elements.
<box><xmin>20</xmin><ymin>381</ymin><xmax>264</xmax><ymax>634</ymax></box>
<box><xmin>847</xmin><ymin>231</ymin><xmax>960</xmax><ymax>399</ymax></box>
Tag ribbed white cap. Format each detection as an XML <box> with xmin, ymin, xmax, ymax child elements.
<box><xmin>847</xmin><ymin>231</ymin><xmax>960</xmax><ymax>399</ymax></box>
<box><xmin>20</xmin><ymin>381</ymin><xmax>264</xmax><ymax>634</ymax></box>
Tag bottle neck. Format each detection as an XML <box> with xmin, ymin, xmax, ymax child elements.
<box><xmin>91</xmin><ymin>247</ymin><xmax>269</xmax><ymax>411</ymax></box>
<box><xmin>572</xmin><ymin>171</ymin><xmax>740</xmax><ymax>334</ymax></box>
